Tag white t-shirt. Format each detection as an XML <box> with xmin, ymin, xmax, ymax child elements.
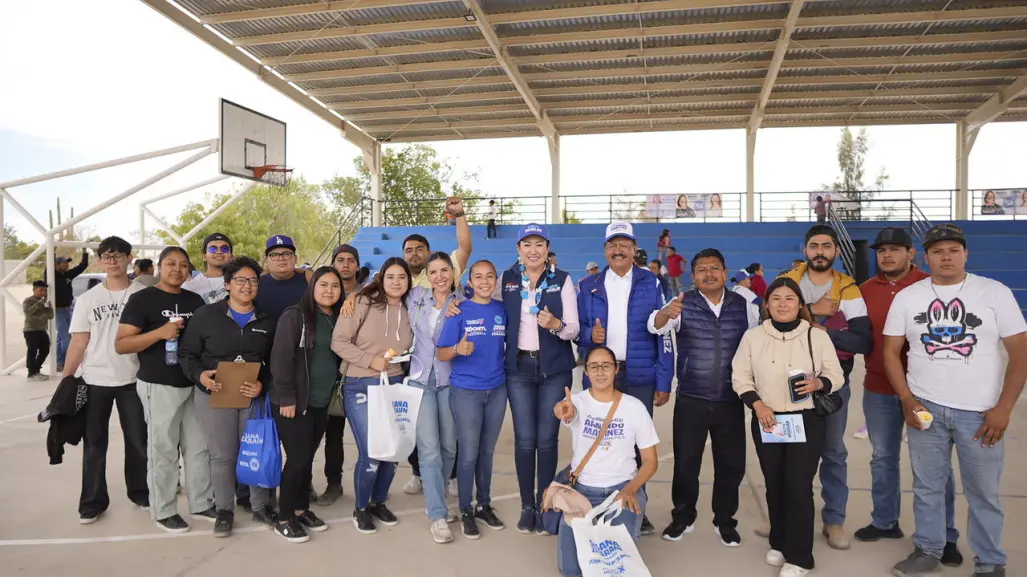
<box><xmin>883</xmin><ymin>274</ymin><xmax>1026</xmax><ymax>411</ymax></box>
<box><xmin>69</xmin><ymin>281</ymin><xmax>145</xmax><ymax>386</ymax></box>
<box><xmin>565</xmin><ymin>390</ymin><xmax>659</xmax><ymax>487</ymax></box>
<box><xmin>183</xmin><ymin>273</ymin><xmax>227</xmax><ymax>305</ymax></box>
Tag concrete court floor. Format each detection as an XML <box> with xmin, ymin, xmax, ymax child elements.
<box><xmin>0</xmin><ymin>359</ymin><xmax>1025</xmax><ymax>577</ymax></box>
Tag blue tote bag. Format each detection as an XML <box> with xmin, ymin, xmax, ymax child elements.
<box><xmin>236</xmin><ymin>396</ymin><xmax>282</xmax><ymax>489</ymax></box>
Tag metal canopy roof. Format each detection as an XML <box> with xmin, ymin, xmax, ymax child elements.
<box><xmin>146</xmin><ymin>0</ymin><xmax>1027</xmax><ymax>144</ymax></box>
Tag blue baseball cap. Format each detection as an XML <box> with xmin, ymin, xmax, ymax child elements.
<box><xmin>604</xmin><ymin>221</ymin><xmax>635</xmax><ymax>242</ymax></box>
<box><xmin>517</xmin><ymin>223</ymin><xmax>549</xmax><ymax>243</ymax></box>
<box><xmin>265</xmin><ymin>234</ymin><xmax>296</xmax><ymax>254</ymax></box>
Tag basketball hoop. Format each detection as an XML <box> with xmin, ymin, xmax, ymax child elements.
<box><xmin>253</xmin><ymin>165</ymin><xmax>293</xmax><ymax>187</ymax></box>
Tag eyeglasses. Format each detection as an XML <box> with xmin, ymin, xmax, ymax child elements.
<box><xmin>231</xmin><ymin>277</ymin><xmax>259</xmax><ymax>287</ymax></box>
<box><xmin>206</xmin><ymin>245</ymin><xmax>231</xmax><ymax>254</ymax></box>
<box><xmin>267</xmin><ymin>251</ymin><xmax>295</xmax><ymax>261</ymax></box>
<box><xmin>99</xmin><ymin>253</ymin><xmax>127</xmax><ymax>263</ymax></box>
<box><xmin>586</xmin><ymin>362</ymin><xmax>616</xmax><ymax>373</ymax></box>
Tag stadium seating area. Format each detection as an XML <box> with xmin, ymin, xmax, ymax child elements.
<box><xmin>348</xmin><ymin>220</ymin><xmax>1027</xmax><ymax>313</ymax></box>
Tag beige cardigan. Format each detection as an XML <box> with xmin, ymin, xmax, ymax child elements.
<box><xmin>331</xmin><ymin>296</ymin><xmax>413</xmax><ymax>379</ymax></box>
<box><xmin>731</xmin><ymin>320</ymin><xmax>844</xmax><ymax>412</ymax></box>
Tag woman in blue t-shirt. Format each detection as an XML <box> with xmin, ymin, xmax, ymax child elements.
<box><xmin>437</xmin><ymin>260</ymin><xmax>507</xmax><ymax>540</ymax></box>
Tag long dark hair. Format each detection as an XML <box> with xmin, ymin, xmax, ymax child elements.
<box><xmin>425</xmin><ymin>251</ymin><xmax>456</xmax><ymax>294</ymax></box>
<box><xmin>763</xmin><ymin>277</ymin><xmax>811</xmax><ymax>323</ymax></box>
<box><xmin>358</xmin><ymin>257</ymin><xmax>412</xmax><ymax>309</ymax></box>
<box><xmin>297</xmin><ymin>266</ymin><xmax>343</xmax><ymax>347</ymax></box>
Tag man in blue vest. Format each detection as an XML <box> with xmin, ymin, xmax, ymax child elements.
<box><xmin>662</xmin><ymin>248</ymin><xmax>756</xmax><ymax>547</ymax></box>
<box><xmin>578</xmin><ymin>221</ymin><xmax>680</xmax><ymax>535</ymax></box>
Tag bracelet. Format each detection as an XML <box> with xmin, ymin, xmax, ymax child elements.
<box><xmin>549</xmin><ymin>319</ymin><xmax>564</xmax><ymax>335</ymax></box>
<box><xmin>448</xmin><ymin>210</ymin><xmax>465</xmax><ymax>218</ymax></box>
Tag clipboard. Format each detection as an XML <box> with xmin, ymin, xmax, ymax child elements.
<box><xmin>210</xmin><ymin>361</ymin><xmax>261</xmax><ymax>409</ymax></box>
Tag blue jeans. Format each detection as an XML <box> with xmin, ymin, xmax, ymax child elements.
<box><xmin>909</xmin><ymin>397</ymin><xmax>1006</xmax><ymax>572</ymax></box>
<box><xmin>819</xmin><ymin>384</ymin><xmax>850</xmax><ymax>526</ymax></box>
<box><xmin>556</xmin><ymin>480</ymin><xmax>647</xmax><ymax>577</ymax></box>
<box><xmin>506</xmin><ymin>357</ymin><xmax>572</xmax><ymax>509</ymax></box>
<box><xmin>343</xmin><ymin>375</ymin><xmax>401</xmax><ymax>510</ymax></box>
<box><xmin>863</xmin><ymin>390</ymin><xmax>958</xmax><ymax>540</ymax></box>
<box><xmin>56</xmin><ymin>306</ymin><xmax>72</xmax><ymax>366</ymax></box>
<box><xmin>410</xmin><ymin>372</ymin><xmax>457</xmax><ymax>522</ymax></box>
<box><xmin>450</xmin><ymin>385</ymin><xmax>507</xmax><ymax>512</ymax></box>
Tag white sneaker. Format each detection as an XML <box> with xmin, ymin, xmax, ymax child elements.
<box><xmin>766</xmin><ymin>549</ymin><xmax>785</xmax><ymax>567</ymax></box>
<box><xmin>403</xmin><ymin>475</ymin><xmax>422</xmax><ymax>495</ymax></box>
<box><xmin>778</xmin><ymin>563</ymin><xmax>810</xmax><ymax>577</ymax></box>
<box><xmin>853</xmin><ymin>425</ymin><xmax>868</xmax><ymax>439</ymax></box>
<box><xmin>447</xmin><ymin>478</ymin><xmax>458</xmax><ymax>498</ymax></box>
<box><xmin>430</xmin><ymin>518</ymin><xmax>454</xmax><ymax>544</ymax></box>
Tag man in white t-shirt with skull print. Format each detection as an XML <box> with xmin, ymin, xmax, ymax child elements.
<box><xmin>883</xmin><ymin>224</ymin><xmax>1026</xmax><ymax>577</ymax></box>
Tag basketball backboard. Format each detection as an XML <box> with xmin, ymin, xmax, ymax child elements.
<box><xmin>219</xmin><ymin>99</ymin><xmax>287</xmax><ymax>182</ymax></box>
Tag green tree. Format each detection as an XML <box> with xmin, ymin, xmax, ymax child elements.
<box><xmin>157</xmin><ymin>177</ymin><xmax>335</xmax><ymax>264</ymax></box>
<box><xmin>820</xmin><ymin>127</ymin><xmax>889</xmax><ymax>220</ymax></box>
<box><xmin>562</xmin><ymin>209</ymin><xmax>583</xmax><ymax>224</ymax></box>
<box><xmin>4</xmin><ymin>224</ymin><xmax>45</xmax><ymax>281</ymax></box>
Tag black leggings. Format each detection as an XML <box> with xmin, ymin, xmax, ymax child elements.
<box><xmin>274</xmin><ymin>405</ymin><xmax>328</xmax><ymax>516</ymax></box>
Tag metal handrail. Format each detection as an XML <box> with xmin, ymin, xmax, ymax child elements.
<box><xmin>827</xmin><ymin>205</ymin><xmax>857</xmax><ymax>276</ymax></box>
<box><xmin>312</xmin><ymin>198</ymin><xmax>368</xmax><ymax>267</ymax></box>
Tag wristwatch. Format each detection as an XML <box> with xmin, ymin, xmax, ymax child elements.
<box><xmin>549</xmin><ymin>319</ymin><xmax>565</xmax><ymax>336</ymax></box>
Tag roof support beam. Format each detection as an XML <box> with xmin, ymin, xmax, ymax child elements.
<box><xmin>962</xmin><ymin>72</ymin><xmax>1027</xmax><ymax>131</ymax></box>
<box><xmin>461</xmin><ymin>0</ymin><xmax>556</xmax><ymax>138</ymax></box>
<box><xmin>234</xmin><ymin>17</ymin><xmax>475</xmax><ymax>46</ymax></box>
<box><xmin>199</xmin><ymin>1</ymin><xmax>441</xmax><ymax>24</ymax></box>
<box><xmin>284</xmin><ymin>58</ymin><xmax>497</xmax><ymax>82</ymax></box>
<box><xmin>750</xmin><ymin>0</ymin><xmax>805</xmax><ymax>133</ymax></box>
<box><xmin>262</xmin><ymin>40</ymin><xmax>491</xmax><ymax>66</ymax></box>
<box><xmin>139</xmin><ymin>0</ymin><xmax>374</xmax><ymax>152</ymax></box>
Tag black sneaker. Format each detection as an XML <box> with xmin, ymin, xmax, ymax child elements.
<box><xmin>942</xmin><ymin>541</ymin><xmax>964</xmax><ymax>567</ymax></box>
<box><xmin>252</xmin><ymin>507</ymin><xmax>279</xmax><ymax>526</ymax></box>
<box><xmin>369</xmin><ymin>502</ymin><xmax>398</xmax><ymax>526</ymax></box>
<box><xmin>475</xmin><ymin>505</ymin><xmax>505</xmax><ymax>531</ymax></box>
<box><xmin>639</xmin><ymin>515</ymin><xmax>656</xmax><ymax>536</ymax></box>
<box><xmin>274</xmin><ymin>519</ymin><xmax>310</xmax><ymax>543</ymax></box>
<box><xmin>460</xmin><ymin>511</ymin><xmax>481</xmax><ymax>540</ymax></box>
<box><xmin>892</xmin><ymin>547</ymin><xmax>940</xmax><ymax>577</ymax></box>
<box><xmin>191</xmin><ymin>506</ymin><xmax>218</xmax><ymax>522</ymax></box>
<box><xmin>973</xmin><ymin>567</ymin><xmax>1006</xmax><ymax>577</ymax></box>
<box><xmin>297</xmin><ymin>510</ymin><xmax>328</xmax><ymax>533</ymax></box>
<box><xmin>714</xmin><ymin>525</ymin><xmax>741</xmax><ymax>547</ymax></box>
<box><xmin>131</xmin><ymin>498</ymin><xmax>150</xmax><ymax>509</ymax></box>
<box><xmin>662</xmin><ymin>520</ymin><xmax>694</xmax><ymax>542</ymax></box>
<box><xmin>78</xmin><ymin>510</ymin><xmax>103</xmax><ymax>525</ymax></box>
<box><xmin>156</xmin><ymin>514</ymin><xmax>190</xmax><ymax>534</ymax></box>
<box><xmin>213</xmin><ymin>510</ymin><xmax>233</xmax><ymax>538</ymax></box>
<box><xmin>236</xmin><ymin>497</ymin><xmax>252</xmax><ymax>513</ymax></box>
<box><xmin>854</xmin><ymin>522</ymin><xmax>904</xmax><ymax>542</ymax></box>
<box><xmin>535</xmin><ymin>509</ymin><xmax>551</xmax><ymax>536</ymax></box>
<box><xmin>516</xmin><ymin>508</ymin><xmax>536</xmax><ymax>534</ymax></box>
<box><xmin>352</xmin><ymin>508</ymin><xmax>377</xmax><ymax>535</ymax></box>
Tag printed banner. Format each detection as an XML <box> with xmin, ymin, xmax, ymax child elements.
<box><xmin>980</xmin><ymin>189</ymin><xmax>1027</xmax><ymax>215</ymax></box>
<box><xmin>808</xmin><ymin>191</ymin><xmax>858</xmax><ymax>210</ymax></box>
<box><xmin>645</xmin><ymin>194</ymin><xmax>725</xmax><ymax>218</ymax></box>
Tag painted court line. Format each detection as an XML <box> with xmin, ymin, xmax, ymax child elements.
<box><xmin>0</xmin><ymin>412</ymin><xmax>36</xmax><ymax>425</ymax></box>
<box><xmin>0</xmin><ymin>493</ymin><xmax>520</xmax><ymax>547</ymax></box>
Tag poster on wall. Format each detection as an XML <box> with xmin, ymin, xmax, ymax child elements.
<box><xmin>645</xmin><ymin>194</ymin><xmax>725</xmax><ymax>219</ymax></box>
<box><xmin>980</xmin><ymin>189</ymin><xmax>1027</xmax><ymax>215</ymax></box>
<box><xmin>807</xmin><ymin>191</ymin><xmax>857</xmax><ymax>210</ymax></box>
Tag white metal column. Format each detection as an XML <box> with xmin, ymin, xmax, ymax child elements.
<box><xmin>548</xmin><ymin>135</ymin><xmax>561</xmax><ymax>224</ymax></box>
<box><xmin>746</xmin><ymin>127</ymin><xmax>757</xmax><ymax>222</ymax></box>
<box><xmin>363</xmin><ymin>142</ymin><xmax>382</xmax><ymax>227</ymax></box>
<box><xmin>955</xmin><ymin>122</ymin><xmax>977</xmax><ymax>220</ymax></box>
<box><xmin>0</xmin><ymin>196</ymin><xmax>5</xmax><ymax>369</ymax></box>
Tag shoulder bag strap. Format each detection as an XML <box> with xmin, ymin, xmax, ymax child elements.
<box><xmin>568</xmin><ymin>391</ymin><xmax>623</xmax><ymax>485</ymax></box>
<box><xmin>806</xmin><ymin>328</ymin><xmax>817</xmax><ymax>376</ymax></box>
<box><xmin>337</xmin><ymin>303</ymin><xmax>373</xmax><ymax>381</ymax></box>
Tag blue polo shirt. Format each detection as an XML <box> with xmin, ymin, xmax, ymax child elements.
<box><xmin>437</xmin><ymin>299</ymin><xmax>506</xmax><ymax>390</ymax></box>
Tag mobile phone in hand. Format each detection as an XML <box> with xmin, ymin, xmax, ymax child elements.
<box><xmin>788</xmin><ymin>369</ymin><xmax>808</xmax><ymax>403</ymax></box>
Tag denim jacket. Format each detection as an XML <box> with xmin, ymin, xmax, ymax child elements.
<box><xmin>406</xmin><ymin>286</ymin><xmax>458</xmax><ymax>388</ymax></box>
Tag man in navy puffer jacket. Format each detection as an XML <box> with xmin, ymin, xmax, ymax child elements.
<box><xmin>661</xmin><ymin>249</ymin><xmax>757</xmax><ymax>546</ymax></box>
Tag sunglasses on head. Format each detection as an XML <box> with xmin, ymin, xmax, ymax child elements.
<box><xmin>206</xmin><ymin>245</ymin><xmax>231</xmax><ymax>254</ymax></box>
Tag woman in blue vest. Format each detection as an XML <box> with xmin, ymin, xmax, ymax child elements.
<box><xmin>499</xmin><ymin>223</ymin><xmax>580</xmax><ymax>534</ymax></box>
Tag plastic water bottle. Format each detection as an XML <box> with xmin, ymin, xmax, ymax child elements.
<box><xmin>165</xmin><ymin>317</ymin><xmax>181</xmax><ymax>366</ymax></box>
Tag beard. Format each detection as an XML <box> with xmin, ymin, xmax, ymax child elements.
<box><xmin>807</xmin><ymin>255</ymin><xmax>835</xmax><ymax>272</ymax></box>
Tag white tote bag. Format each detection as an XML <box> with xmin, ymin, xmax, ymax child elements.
<box><xmin>571</xmin><ymin>492</ymin><xmax>653</xmax><ymax>577</ymax></box>
<box><xmin>367</xmin><ymin>372</ymin><xmax>423</xmax><ymax>462</ymax></box>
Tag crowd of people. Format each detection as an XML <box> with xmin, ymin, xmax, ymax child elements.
<box><xmin>32</xmin><ymin>203</ymin><xmax>1024</xmax><ymax>577</ymax></box>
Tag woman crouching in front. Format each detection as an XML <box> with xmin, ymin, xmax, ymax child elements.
<box><xmin>731</xmin><ymin>277</ymin><xmax>843</xmax><ymax>577</ymax></box>
<box><xmin>553</xmin><ymin>346</ymin><xmax>659</xmax><ymax>577</ymax></box>
<box><xmin>269</xmin><ymin>266</ymin><xmax>344</xmax><ymax>542</ymax></box>
<box><xmin>331</xmin><ymin>258</ymin><xmax>413</xmax><ymax>534</ymax></box>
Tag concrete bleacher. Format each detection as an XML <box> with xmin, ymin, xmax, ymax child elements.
<box><xmin>348</xmin><ymin>220</ymin><xmax>1027</xmax><ymax>312</ymax></box>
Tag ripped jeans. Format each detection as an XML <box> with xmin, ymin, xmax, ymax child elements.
<box><xmin>343</xmin><ymin>375</ymin><xmax>401</xmax><ymax>510</ymax></box>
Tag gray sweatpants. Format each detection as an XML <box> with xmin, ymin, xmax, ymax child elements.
<box><xmin>193</xmin><ymin>392</ymin><xmax>270</xmax><ymax>513</ymax></box>
<box><xmin>137</xmin><ymin>380</ymin><xmax>213</xmax><ymax>521</ymax></box>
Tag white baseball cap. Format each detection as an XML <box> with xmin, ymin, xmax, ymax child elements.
<box><xmin>585</xmin><ymin>261</ymin><xmax>599</xmax><ymax>271</ymax></box>
<box><xmin>604</xmin><ymin>221</ymin><xmax>635</xmax><ymax>242</ymax></box>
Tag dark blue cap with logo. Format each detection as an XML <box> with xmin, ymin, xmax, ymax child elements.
<box><xmin>265</xmin><ymin>234</ymin><xmax>296</xmax><ymax>254</ymax></box>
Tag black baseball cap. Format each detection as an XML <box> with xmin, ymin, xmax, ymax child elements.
<box><xmin>870</xmin><ymin>227</ymin><xmax>913</xmax><ymax>250</ymax></box>
<box><xmin>634</xmin><ymin>248</ymin><xmax>648</xmax><ymax>266</ymax></box>
<box><xmin>55</xmin><ymin>256</ymin><xmax>71</xmax><ymax>264</ymax></box>
<box><xmin>202</xmin><ymin>232</ymin><xmax>232</xmax><ymax>252</ymax></box>
<box><xmin>331</xmin><ymin>244</ymin><xmax>360</xmax><ymax>263</ymax></box>
<box><xmin>923</xmin><ymin>224</ymin><xmax>967</xmax><ymax>249</ymax></box>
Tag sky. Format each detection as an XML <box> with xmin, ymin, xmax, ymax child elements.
<box><xmin>1</xmin><ymin>0</ymin><xmax>1025</xmax><ymax>247</ymax></box>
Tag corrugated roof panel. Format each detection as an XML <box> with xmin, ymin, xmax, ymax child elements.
<box><xmin>241</xmin><ymin>37</ymin><xmax>373</xmax><ymax>59</ymax></box>
<box><xmin>800</xmin><ymin>0</ymin><xmax>955</xmax><ymax>17</ymax></box>
<box><xmin>495</xmin><ymin>3</ymin><xmax>789</xmax><ymax>36</ymax></box>
<box><xmin>273</xmin><ymin>52</ymin><xmax>495</xmax><ymax>75</ymax></box>
<box><xmin>481</xmin><ymin>0</ymin><xmax>631</xmax><ymax>14</ymax></box>
<box><xmin>177</xmin><ymin>0</ymin><xmax>314</xmax><ymax>18</ymax></box>
<box><xmin>519</xmin><ymin>50</ymin><xmax>772</xmax><ymax>74</ymax></box>
<box><xmin>298</xmin><ymin>67</ymin><xmax>508</xmax><ymax>90</ymax></box>
<box><xmin>212</xmin><ymin>13</ymin><xmax>358</xmax><ymax>38</ymax></box>
<box><xmin>335</xmin><ymin>99</ymin><xmax>527</xmax><ymax>115</ymax></box>
<box><xmin>339</xmin><ymin>1</ymin><xmax>470</xmax><ymax>26</ymax></box>
<box><xmin>364</xmin><ymin>27</ymin><xmax>483</xmax><ymax>46</ymax></box>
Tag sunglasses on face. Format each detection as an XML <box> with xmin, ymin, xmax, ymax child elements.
<box><xmin>206</xmin><ymin>245</ymin><xmax>231</xmax><ymax>254</ymax></box>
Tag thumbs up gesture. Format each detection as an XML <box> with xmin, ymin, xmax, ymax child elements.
<box><xmin>554</xmin><ymin>386</ymin><xmax>577</xmax><ymax>423</ymax></box>
<box><xmin>455</xmin><ymin>331</ymin><xmax>475</xmax><ymax>357</ymax></box>
<box><xmin>663</xmin><ymin>292</ymin><xmax>685</xmax><ymax>320</ymax></box>
<box><xmin>592</xmin><ymin>318</ymin><xmax>606</xmax><ymax>344</ymax></box>
<box><xmin>537</xmin><ymin>305</ymin><xmax>560</xmax><ymax>331</ymax></box>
